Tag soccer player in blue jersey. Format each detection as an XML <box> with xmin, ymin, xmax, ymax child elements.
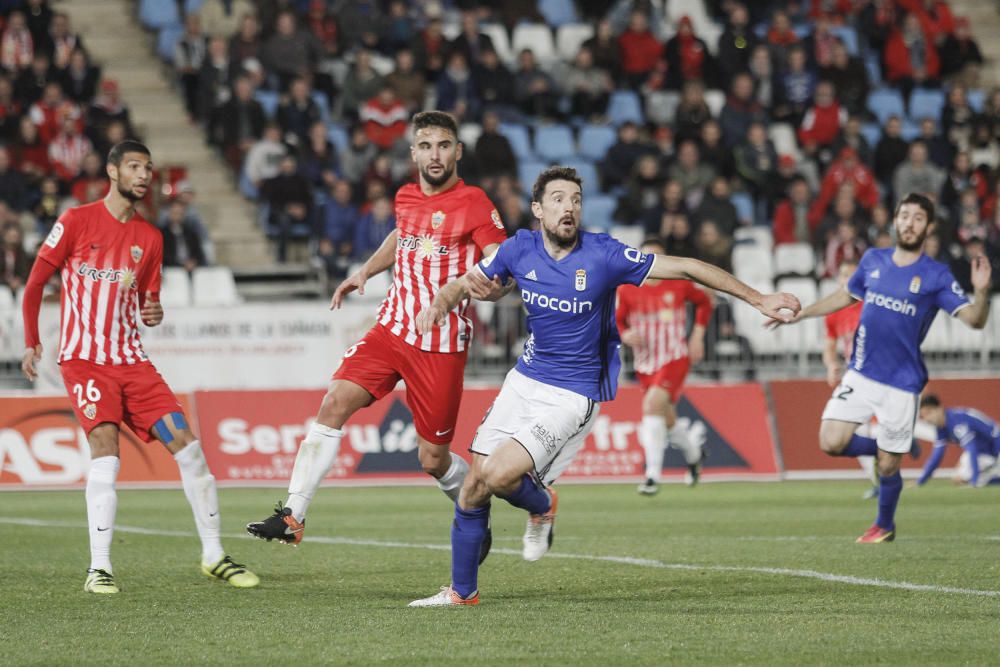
<box><xmin>771</xmin><ymin>193</ymin><xmax>992</xmax><ymax>543</ymax></box>
<box><xmin>915</xmin><ymin>395</ymin><xmax>1000</xmax><ymax>487</ymax></box>
<box><xmin>407</xmin><ymin>166</ymin><xmax>800</xmax><ymax>606</ymax></box>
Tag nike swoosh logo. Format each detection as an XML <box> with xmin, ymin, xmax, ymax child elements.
<box><xmin>435</xmin><ymin>429</ymin><xmax>453</xmax><ymax>436</ymax></box>
<box><xmin>208</xmin><ymin>512</ymin><xmax>218</xmax><ymax>517</ymax></box>
<box><xmin>97</xmin><ymin>526</ymin><xmax>110</xmax><ymax>532</ymax></box>
<box><xmin>90</xmin><ymin>244</ymin><xmax>100</xmax><ymax>249</ymax></box>
<box><xmin>285</xmin><ymin>526</ymin><xmax>303</xmax><ymax>535</ymax></box>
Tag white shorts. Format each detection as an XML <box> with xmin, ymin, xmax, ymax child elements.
<box><xmin>957</xmin><ymin>452</ymin><xmax>999</xmax><ymax>485</ymax></box>
<box><xmin>821</xmin><ymin>370</ymin><xmax>919</xmax><ymax>454</ymax></box>
<box><xmin>470</xmin><ymin>368</ymin><xmax>599</xmax><ymax>486</ymax></box>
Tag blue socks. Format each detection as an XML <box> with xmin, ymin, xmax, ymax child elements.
<box><xmin>451</xmin><ymin>504</ymin><xmax>489</xmax><ymax>598</ymax></box>
<box><xmin>838</xmin><ymin>434</ymin><xmax>878</xmax><ymax>458</ymax></box>
<box><xmin>497</xmin><ymin>474</ymin><xmax>551</xmax><ymax>515</ymax></box>
<box><xmin>875</xmin><ymin>472</ymin><xmax>903</xmax><ymax>530</ymax></box>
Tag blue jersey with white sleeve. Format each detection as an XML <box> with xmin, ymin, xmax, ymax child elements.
<box><xmin>917</xmin><ymin>408</ymin><xmax>1000</xmax><ymax>485</ymax></box>
<box><xmin>846</xmin><ymin>248</ymin><xmax>971</xmax><ymax>393</ymax></box>
<box><xmin>476</xmin><ymin>229</ymin><xmax>655</xmax><ymax>402</ymax></box>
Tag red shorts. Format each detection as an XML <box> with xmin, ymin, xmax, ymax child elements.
<box><xmin>636</xmin><ymin>357</ymin><xmax>690</xmax><ymax>398</ymax></box>
<box><xmin>332</xmin><ymin>324</ymin><xmax>467</xmax><ymax>445</ymax></box>
<box><xmin>60</xmin><ymin>359</ymin><xmax>183</xmax><ymax>442</ymax></box>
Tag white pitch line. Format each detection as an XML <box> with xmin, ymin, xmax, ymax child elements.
<box><xmin>2</xmin><ymin>517</ymin><xmax>999</xmax><ymax>598</ymax></box>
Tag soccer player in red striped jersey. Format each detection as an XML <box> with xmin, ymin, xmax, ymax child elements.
<box><xmin>616</xmin><ymin>238</ymin><xmax>712</xmax><ymax>495</ymax></box>
<box><xmin>21</xmin><ymin>140</ymin><xmax>259</xmax><ymax>594</ymax></box>
<box><xmin>247</xmin><ymin>111</ymin><xmax>509</xmax><ymax>547</ymax></box>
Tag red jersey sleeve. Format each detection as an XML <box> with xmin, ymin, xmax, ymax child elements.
<box><xmin>35</xmin><ymin>209</ymin><xmax>78</xmax><ymax>268</ymax></box>
<box><xmin>469</xmin><ymin>192</ymin><xmax>508</xmax><ymax>251</ymax></box>
<box><xmin>686</xmin><ymin>283</ymin><xmax>712</xmax><ymax>327</ymax></box>
<box><xmin>615</xmin><ymin>286</ymin><xmax>633</xmax><ymax>332</ymax></box>
<box><xmin>824</xmin><ymin>312</ymin><xmax>836</xmax><ymax>340</ymax></box>
<box><xmin>138</xmin><ymin>229</ymin><xmax>163</xmax><ymax>303</ymax></box>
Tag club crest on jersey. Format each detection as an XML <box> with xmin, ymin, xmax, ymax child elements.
<box><xmin>431</xmin><ymin>210</ymin><xmax>446</xmax><ymax>229</ymax></box>
<box><xmin>490</xmin><ymin>208</ymin><xmax>503</xmax><ymax>230</ymax></box>
<box><xmin>575</xmin><ymin>269</ymin><xmax>587</xmax><ymax>291</ymax></box>
<box><xmin>909</xmin><ymin>276</ymin><xmax>921</xmax><ymax>293</ymax></box>
<box><xmin>83</xmin><ymin>403</ymin><xmax>97</xmax><ymax>420</ymax></box>
<box><xmin>130</xmin><ymin>245</ymin><xmax>143</xmax><ymax>262</ymax></box>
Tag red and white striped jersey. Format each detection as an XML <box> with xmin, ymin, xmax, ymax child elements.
<box><xmin>616</xmin><ymin>279</ymin><xmax>712</xmax><ymax>374</ymax></box>
<box><xmin>825</xmin><ymin>300</ymin><xmax>862</xmax><ymax>360</ymax></box>
<box><xmin>36</xmin><ymin>200</ymin><xmax>163</xmax><ymax>365</ymax></box>
<box><xmin>377</xmin><ymin>179</ymin><xmax>507</xmax><ymax>352</ymax></box>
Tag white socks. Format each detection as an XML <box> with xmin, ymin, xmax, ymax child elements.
<box><xmin>640</xmin><ymin>416</ymin><xmax>668</xmax><ymax>481</ymax></box>
<box><xmin>174</xmin><ymin>440</ymin><xmax>224</xmax><ymax>565</ymax></box>
<box><xmin>286</xmin><ymin>423</ymin><xmax>343</xmax><ymax>522</ymax></box>
<box><xmin>670</xmin><ymin>423</ymin><xmax>702</xmax><ymax>466</ymax></box>
<box><xmin>436</xmin><ymin>454</ymin><xmax>469</xmax><ymax>502</ymax></box>
<box><xmin>86</xmin><ymin>456</ymin><xmax>120</xmax><ymax>572</ymax></box>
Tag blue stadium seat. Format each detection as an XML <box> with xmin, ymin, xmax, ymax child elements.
<box><xmin>909</xmin><ymin>88</ymin><xmax>945</xmax><ymax>123</ymax></box>
<box><xmin>860</xmin><ymin>122</ymin><xmax>881</xmax><ymax>147</ymax></box>
<box><xmin>900</xmin><ymin>118</ymin><xmax>920</xmax><ymax>141</ymax></box>
<box><xmin>538</xmin><ymin>0</ymin><xmax>578</xmax><ymax>28</ymax></box>
<box><xmin>534</xmin><ymin>124</ymin><xmax>575</xmax><ymax>162</ymax></box>
<box><xmin>326</xmin><ymin>123</ymin><xmax>349</xmax><ymax>153</ymax></box>
<box><xmin>577</xmin><ymin>124</ymin><xmax>616</xmax><ymax>162</ymax></box>
<box><xmin>967</xmin><ymin>88</ymin><xmax>986</xmax><ymax>113</ymax></box>
<box><xmin>139</xmin><ymin>0</ymin><xmax>180</xmax><ymax>30</ymax></box>
<box><xmin>562</xmin><ymin>159</ymin><xmax>599</xmax><ymax>192</ymax></box>
<box><xmin>867</xmin><ymin>88</ymin><xmax>905</xmax><ymax>125</ymax></box>
<box><xmin>156</xmin><ymin>25</ymin><xmax>184</xmax><ymax>63</ymax></box>
<box><xmin>518</xmin><ymin>160</ymin><xmax>549</xmax><ymax>193</ymax></box>
<box><xmin>185</xmin><ymin>0</ymin><xmax>206</xmax><ymax>14</ymax></box>
<box><xmin>582</xmin><ymin>194</ymin><xmax>616</xmax><ymax>232</ymax></box>
<box><xmin>607</xmin><ymin>91</ymin><xmax>643</xmax><ymax>126</ymax></box>
<box><xmin>730</xmin><ymin>192</ymin><xmax>754</xmax><ymax>225</ymax></box>
<box><xmin>864</xmin><ymin>54</ymin><xmax>882</xmax><ymax>85</ymax></box>
<box><xmin>254</xmin><ymin>90</ymin><xmax>280</xmax><ymax>118</ymax></box>
<box><xmin>829</xmin><ymin>26</ymin><xmax>859</xmax><ymax>55</ymax></box>
<box><xmin>500</xmin><ymin>122</ymin><xmax>534</xmax><ymax>160</ymax></box>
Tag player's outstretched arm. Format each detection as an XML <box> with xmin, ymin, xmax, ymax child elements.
<box><xmin>650</xmin><ymin>255</ymin><xmax>801</xmax><ymax>322</ymax></box>
<box><xmin>767</xmin><ymin>288</ymin><xmax>856</xmax><ymax>329</ymax></box>
<box><xmin>414</xmin><ymin>273</ymin><xmax>473</xmax><ymax>334</ymax></box>
<box><xmin>20</xmin><ymin>257</ymin><xmax>58</xmax><ymax>381</ymax></box>
<box><xmin>954</xmin><ymin>256</ymin><xmax>991</xmax><ymax>329</ymax></box>
<box><xmin>330</xmin><ymin>229</ymin><xmax>399</xmax><ymax>309</ymax></box>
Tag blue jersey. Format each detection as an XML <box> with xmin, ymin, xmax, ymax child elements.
<box><xmin>917</xmin><ymin>408</ymin><xmax>1000</xmax><ymax>485</ymax></box>
<box><xmin>477</xmin><ymin>230</ymin><xmax>655</xmax><ymax>402</ymax></box>
<box><xmin>846</xmin><ymin>248</ymin><xmax>970</xmax><ymax>393</ymax></box>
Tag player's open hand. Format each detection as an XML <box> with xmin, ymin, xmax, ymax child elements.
<box><xmin>330</xmin><ymin>269</ymin><xmax>368</xmax><ymax>310</ymax></box>
<box><xmin>757</xmin><ymin>292</ymin><xmax>801</xmax><ymax>324</ymax></box>
<box><xmin>620</xmin><ymin>328</ymin><xmax>644</xmax><ymax>349</ymax></box>
<box><xmin>466</xmin><ymin>270</ymin><xmax>507</xmax><ymax>301</ymax></box>
<box><xmin>141</xmin><ymin>292</ymin><xmax>163</xmax><ymax>326</ymax></box>
<box><xmin>21</xmin><ymin>344</ymin><xmax>42</xmax><ymax>382</ymax></box>
<box><xmin>415</xmin><ymin>304</ymin><xmax>447</xmax><ymax>334</ymax></box>
<box><xmin>825</xmin><ymin>363</ymin><xmax>842</xmax><ymax>388</ymax></box>
<box><xmin>970</xmin><ymin>255</ymin><xmax>992</xmax><ymax>292</ymax></box>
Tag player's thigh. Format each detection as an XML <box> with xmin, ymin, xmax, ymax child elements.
<box><xmin>871</xmin><ymin>385</ymin><xmax>919</xmax><ymax>455</ymax></box>
<box><xmin>316</xmin><ymin>379</ymin><xmax>377</xmax><ymax>428</ymax></box>
<box><xmin>60</xmin><ymin>359</ymin><xmax>125</xmax><ymax>447</ymax></box>
<box><xmin>399</xmin><ymin>345</ymin><xmax>467</xmax><ymax>445</ymax></box>
<box><xmin>119</xmin><ymin>362</ymin><xmax>186</xmax><ymax>444</ymax></box>
<box><xmin>331</xmin><ymin>326</ymin><xmax>402</xmax><ymax>412</ymax></box>
<box><xmin>820</xmin><ymin>370</ymin><xmax>876</xmax><ymax>445</ymax></box>
<box><xmin>480</xmin><ymin>437</ymin><xmax>539</xmax><ymax>494</ymax></box>
<box><xmin>537</xmin><ymin>402</ymin><xmax>600</xmax><ymax>486</ymax></box>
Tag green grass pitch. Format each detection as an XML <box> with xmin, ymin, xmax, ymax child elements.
<box><xmin>1</xmin><ymin>481</ymin><xmax>998</xmax><ymax>666</ymax></box>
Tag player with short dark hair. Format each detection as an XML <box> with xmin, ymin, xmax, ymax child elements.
<box><xmin>772</xmin><ymin>192</ymin><xmax>992</xmax><ymax>542</ymax></box>
<box><xmin>408</xmin><ymin>166</ymin><xmax>799</xmax><ymax>606</ymax></box>
<box><xmin>915</xmin><ymin>396</ymin><xmax>1000</xmax><ymax>487</ymax></box>
<box><xmin>246</xmin><ymin>111</ymin><xmax>509</xmax><ymax>550</ymax></box>
<box><xmin>21</xmin><ymin>141</ymin><xmax>259</xmax><ymax>593</ymax></box>
<box><xmin>617</xmin><ymin>237</ymin><xmax>712</xmax><ymax>494</ymax></box>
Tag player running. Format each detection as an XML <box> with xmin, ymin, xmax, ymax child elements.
<box><xmin>823</xmin><ymin>257</ymin><xmax>879</xmax><ymax>499</ymax></box>
<box><xmin>408</xmin><ymin>166</ymin><xmax>799</xmax><ymax>606</ymax></box>
<box><xmin>246</xmin><ymin>111</ymin><xmax>508</xmax><ymax>547</ymax></box>
<box><xmin>20</xmin><ymin>141</ymin><xmax>258</xmax><ymax>593</ymax></box>
<box><xmin>915</xmin><ymin>395</ymin><xmax>1000</xmax><ymax>487</ymax></box>
<box><xmin>616</xmin><ymin>237</ymin><xmax>712</xmax><ymax>494</ymax></box>
<box><xmin>771</xmin><ymin>193</ymin><xmax>991</xmax><ymax>543</ymax></box>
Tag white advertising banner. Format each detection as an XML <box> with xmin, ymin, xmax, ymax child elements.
<box><xmin>33</xmin><ymin>301</ymin><xmax>379</xmax><ymax>393</ymax></box>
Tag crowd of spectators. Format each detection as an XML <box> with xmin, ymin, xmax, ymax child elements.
<box><xmin>0</xmin><ymin>1</ymin><xmax>214</xmax><ymax>298</ymax></box>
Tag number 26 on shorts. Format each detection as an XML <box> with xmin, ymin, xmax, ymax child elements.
<box><xmin>72</xmin><ymin>379</ymin><xmax>102</xmax><ymax>407</ymax></box>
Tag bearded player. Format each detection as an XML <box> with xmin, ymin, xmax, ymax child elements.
<box><xmin>247</xmin><ymin>111</ymin><xmax>508</xmax><ymax>548</ymax></box>
<box><xmin>772</xmin><ymin>193</ymin><xmax>991</xmax><ymax>543</ymax></box>
<box><xmin>21</xmin><ymin>141</ymin><xmax>259</xmax><ymax>593</ymax></box>
<box><xmin>617</xmin><ymin>237</ymin><xmax>712</xmax><ymax>494</ymax></box>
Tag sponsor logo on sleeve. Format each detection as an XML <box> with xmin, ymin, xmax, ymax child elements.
<box><xmin>44</xmin><ymin>222</ymin><xmax>64</xmax><ymax>248</ymax></box>
<box><xmin>623</xmin><ymin>247</ymin><xmax>645</xmax><ymax>264</ymax></box>
<box><xmin>490</xmin><ymin>208</ymin><xmax>503</xmax><ymax>230</ymax></box>
<box><xmin>951</xmin><ymin>280</ymin><xmax>965</xmax><ymax>297</ymax></box>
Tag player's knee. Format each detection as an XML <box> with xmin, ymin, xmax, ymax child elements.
<box><xmin>480</xmin><ymin>460</ymin><xmax>519</xmax><ymax>495</ymax></box>
<box><xmin>818</xmin><ymin>424</ymin><xmax>848</xmax><ymax>455</ymax></box>
<box><xmin>317</xmin><ymin>386</ymin><xmax>361</xmax><ymax>426</ymax></box>
<box><xmin>877</xmin><ymin>455</ymin><xmax>901</xmax><ymax>477</ymax></box>
<box><xmin>417</xmin><ymin>444</ymin><xmax>449</xmax><ymax>477</ymax></box>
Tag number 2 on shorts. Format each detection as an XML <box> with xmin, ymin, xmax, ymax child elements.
<box><xmin>835</xmin><ymin>385</ymin><xmax>854</xmax><ymax>401</ymax></box>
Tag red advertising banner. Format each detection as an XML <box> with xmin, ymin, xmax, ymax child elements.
<box><xmin>0</xmin><ymin>394</ymin><xmax>191</xmax><ymax>487</ymax></box>
<box><xmin>192</xmin><ymin>382</ymin><xmax>780</xmax><ymax>485</ymax></box>
<box><xmin>770</xmin><ymin>377</ymin><xmax>1000</xmax><ymax>473</ymax></box>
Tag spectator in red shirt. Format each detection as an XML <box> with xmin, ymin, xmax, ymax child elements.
<box><xmin>12</xmin><ymin>114</ymin><xmax>49</xmax><ymax>182</ymax></box>
<box><xmin>797</xmin><ymin>80</ymin><xmax>847</xmax><ymax>155</ymax></box>
<box><xmin>618</xmin><ymin>9</ymin><xmax>663</xmax><ymax>88</ymax></box>
<box><xmin>773</xmin><ymin>176</ymin><xmax>818</xmax><ymax>246</ymax></box>
<box><xmin>28</xmin><ymin>80</ymin><xmax>80</xmax><ymax>143</ymax></box>
<box><xmin>48</xmin><ymin>114</ymin><xmax>93</xmax><ymax>183</ymax></box>
<box><xmin>809</xmin><ymin>0</ymin><xmax>855</xmax><ymax>24</ymax></box>
<box><xmin>70</xmin><ymin>151</ymin><xmax>109</xmax><ymax>204</ymax></box>
<box><xmin>810</xmin><ymin>146</ymin><xmax>879</xmax><ymax>225</ymax></box>
<box><xmin>897</xmin><ymin>0</ymin><xmax>955</xmax><ymax>45</ymax></box>
<box><xmin>884</xmin><ymin>12</ymin><xmax>940</xmax><ymax>101</ymax></box>
<box><xmin>823</xmin><ymin>214</ymin><xmax>867</xmax><ymax>278</ymax></box>
<box><xmin>360</xmin><ymin>86</ymin><xmax>408</xmax><ymax>151</ymax></box>
<box><xmin>663</xmin><ymin>16</ymin><xmax>714</xmax><ymax>90</ymax></box>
